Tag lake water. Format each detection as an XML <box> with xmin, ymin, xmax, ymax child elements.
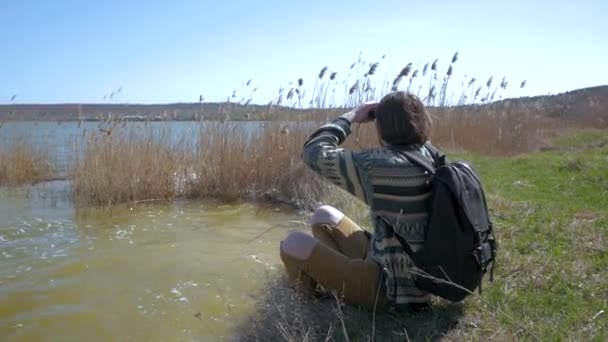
<box><xmin>0</xmin><ymin>122</ymin><xmax>302</xmax><ymax>341</ymax></box>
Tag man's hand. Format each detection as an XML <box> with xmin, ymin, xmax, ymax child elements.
<box><xmin>341</xmin><ymin>101</ymin><xmax>378</xmax><ymax>124</ymax></box>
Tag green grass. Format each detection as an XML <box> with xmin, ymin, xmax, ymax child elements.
<box><xmin>445</xmin><ymin>130</ymin><xmax>608</xmax><ymax>340</ymax></box>
<box><xmin>237</xmin><ymin>129</ymin><xmax>608</xmax><ymax>341</ymax></box>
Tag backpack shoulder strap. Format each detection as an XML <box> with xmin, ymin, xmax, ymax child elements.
<box><xmin>396</xmin><ymin>143</ymin><xmax>444</xmax><ymax>175</ymax></box>
<box><xmin>424</xmin><ymin>143</ymin><xmax>447</xmax><ymax>166</ymax></box>
<box><xmin>400</xmin><ymin>150</ymin><xmax>436</xmax><ymax>174</ymax></box>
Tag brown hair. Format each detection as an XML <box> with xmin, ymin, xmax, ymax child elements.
<box><xmin>375</xmin><ymin>91</ymin><xmax>431</xmax><ymax>146</ymax></box>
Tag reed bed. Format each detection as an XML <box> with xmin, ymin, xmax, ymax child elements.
<box><xmin>187</xmin><ymin>122</ymin><xmax>325</xmax><ymax>204</ymax></box>
<box><xmin>348</xmin><ymin>107</ymin><xmax>564</xmax><ymax>156</ymax></box>
<box><xmin>70</xmin><ymin>111</ymin><xmax>570</xmax><ymax>206</ymax></box>
<box><xmin>0</xmin><ymin>139</ymin><xmax>53</xmax><ymax>186</ymax></box>
<box><xmin>71</xmin><ymin>125</ymin><xmax>192</xmax><ymax>206</ymax></box>
<box><xmin>71</xmin><ymin>121</ymin><xmax>333</xmax><ymax>207</ymax></box>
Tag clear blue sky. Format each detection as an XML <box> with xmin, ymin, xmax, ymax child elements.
<box><xmin>1</xmin><ymin>0</ymin><xmax>606</xmax><ymax>104</ymax></box>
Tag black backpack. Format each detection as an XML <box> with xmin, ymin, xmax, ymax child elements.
<box><xmin>395</xmin><ymin>144</ymin><xmax>497</xmax><ymax>302</ymax></box>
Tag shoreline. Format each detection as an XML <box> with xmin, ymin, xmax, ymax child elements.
<box><xmin>1</xmin><ymin>85</ymin><xmax>607</xmax><ymax>124</ymax></box>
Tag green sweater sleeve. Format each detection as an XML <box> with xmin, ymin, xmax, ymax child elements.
<box><xmin>301</xmin><ymin>118</ymin><xmax>369</xmax><ymax>204</ymax></box>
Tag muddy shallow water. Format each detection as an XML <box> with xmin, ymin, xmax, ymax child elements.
<box><xmin>0</xmin><ymin>180</ymin><xmax>300</xmax><ymax>341</ymax></box>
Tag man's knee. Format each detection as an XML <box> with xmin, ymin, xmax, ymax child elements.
<box><xmin>280</xmin><ymin>231</ymin><xmax>318</xmax><ymax>261</ymax></box>
<box><xmin>310</xmin><ymin>205</ymin><xmax>344</xmax><ymax>226</ymax></box>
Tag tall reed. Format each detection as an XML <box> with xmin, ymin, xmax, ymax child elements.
<box><xmin>257</xmin><ymin>51</ymin><xmax>527</xmax><ymax>110</ymax></box>
<box><xmin>187</xmin><ymin>121</ymin><xmax>328</xmax><ymax>205</ymax></box>
<box><xmin>71</xmin><ymin>121</ymin><xmax>333</xmax><ymax>207</ymax></box>
<box><xmin>71</xmin><ymin>124</ymin><xmax>191</xmax><ymax>206</ymax></box>
<box><xmin>0</xmin><ymin>139</ymin><xmax>53</xmax><ymax>186</ymax></box>
<box><xmin>70</xmin><ymin>108</ymin><xmax>565</xmax><ymax>206</ymax></box>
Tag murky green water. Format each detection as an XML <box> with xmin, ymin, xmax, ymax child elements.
<box><xmin>0</xmin><ymin>180</ymin><xmax>298</xmax><ymax>341</ymax></box>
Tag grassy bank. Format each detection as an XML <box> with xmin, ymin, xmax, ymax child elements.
<box><xmin>236</xmin><ymin>130</ymin><xmax>608</xmax><ymax>341</ymax></box>
<box><xmin>0</xmin><ymin>139</ymin><xmax>53</xmax><ymax>186</ymax></box>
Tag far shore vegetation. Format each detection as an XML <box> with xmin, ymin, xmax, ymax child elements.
<box><xmin>1</xmin><ymin>52</ymin><xmax>606</xmax><ymax>340</ymax></box>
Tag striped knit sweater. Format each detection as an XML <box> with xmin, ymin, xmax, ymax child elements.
<box><xmin>302</xmin><ymin>117</ymin><xmax>437</xmax><ymax>305</ymax></box>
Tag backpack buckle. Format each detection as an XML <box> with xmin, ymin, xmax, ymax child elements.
<box><xmin>473</xmin><ymin>242</ymin><xmax>494</xmax><ymax>269</ymax></box>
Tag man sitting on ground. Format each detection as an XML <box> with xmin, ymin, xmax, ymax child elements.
<box><xmin>279</xmin><ymin>91</ymin><xmax>442</xmax><ymax>310</ymax></box>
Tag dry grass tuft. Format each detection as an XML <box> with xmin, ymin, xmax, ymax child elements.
<box><xmin>71</xmin><ymin>121</ymin><xmax>331</xmax><ymax>207</ymax></box>
<box><xmin>428</xmin><ymin>107</ymin><xmax>563</xmax><ymax>155</ymax></box>
<box><xmin>69</xmin><ymin>109</ymin><xmax>579</xmax><ymax>206</ymax></box>
<box><xmin>234</xmin><ymin>274</ymin><xmax>467</xmax><ymax>341</ymax></box>
<box><xmin>0</xmin><ymin>139</ymin><xmax>53</xmax><ymax>186</ymax></box>
<box><xmin>71</xmin><ymin>126</ymin><xmax>191</xmax><ymax>206</ymax></box>
<box><xmin>187</xmin><ymin>122</ymin><xmax>323</xmax><ymax>203</ymax></box>
<box><xmin>346</xmin><ymin>106</ymin><xmax>564</xmax><ymax>156</ymax></box>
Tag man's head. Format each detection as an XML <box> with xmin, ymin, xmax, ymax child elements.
<box><xmin>374</xmin><ymin>91</ymin><xmax>431</xmax><ymax>146</ymax></box>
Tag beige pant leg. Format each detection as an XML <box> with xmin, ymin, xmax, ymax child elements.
<box><xmin>311</xmin><ymin>216</ymin><xmax>370</xmax><ymax>259</ymax></box>
<box><xmin>280</xmin><ymin>241</ymin><xmax>387</xmax><ymax>310</ymax></box>
<box><xmin>280</xmin><ymin>216</ymin><xmax>387</xmax><ymax>310</ymax></box>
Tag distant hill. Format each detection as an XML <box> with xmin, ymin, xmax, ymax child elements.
<box><xmin>1</xmin><ymin>85</ymin><xmax>607</xmax><ymax>125</ymax></box>
<box><xmin>447</xmin><ymin>85</ymin><xmax>608</xmax><ymax>126</ymax></box>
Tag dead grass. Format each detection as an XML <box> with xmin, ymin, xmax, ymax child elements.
<box><xmin>0</xmin><ymin>139</ymin><xmax>53</xmax><ymax>186</ymax></box>
<box><xmin>71</xmin><ymin>124</ymin><xmax>191</xmax><ymax>206</ymax></box>
<box><xmin>429</xmin><ymin>107</ymin><xmax>566</xmax><ymax>155</ymax></box>
<box><xmin>70</xmin><ymin>121</ymin><xmax>333</xmax><ymax>207</ymax></box>
<box><xmin>339</xmin><ymin>107</ymin><xmax>564</xmax><ymax>156</ymax></box>
<box><xmin>69</xmin><ymin>111</ymin><xmax>594</xmax><ymax>206</ymax></box>
<box><xmin>187</xmin><ymin>121</ymin><xmax>326</xmax><ymax>205</ymax></box>
<box><xmin>234</xmin><ymin>274</ymin><xmax>470</xmax><ymax>342</ymax></box>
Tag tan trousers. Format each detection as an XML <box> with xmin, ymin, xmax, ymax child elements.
<box><xmin>280</xmin><ymin>216</ymin><xmax>389</xmax><ymax>310</ymax></box>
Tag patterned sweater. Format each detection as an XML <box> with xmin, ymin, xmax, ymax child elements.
<box><xmin>302</xmin><ymin>117</ymin><xmax>437</xmax><ymax>304</ymax></box>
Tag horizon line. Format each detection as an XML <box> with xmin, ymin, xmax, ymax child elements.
<box><xmin>2</xmin><ymin>84</ymin><xmax>606</xmax><ymax>107</ymax></box>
